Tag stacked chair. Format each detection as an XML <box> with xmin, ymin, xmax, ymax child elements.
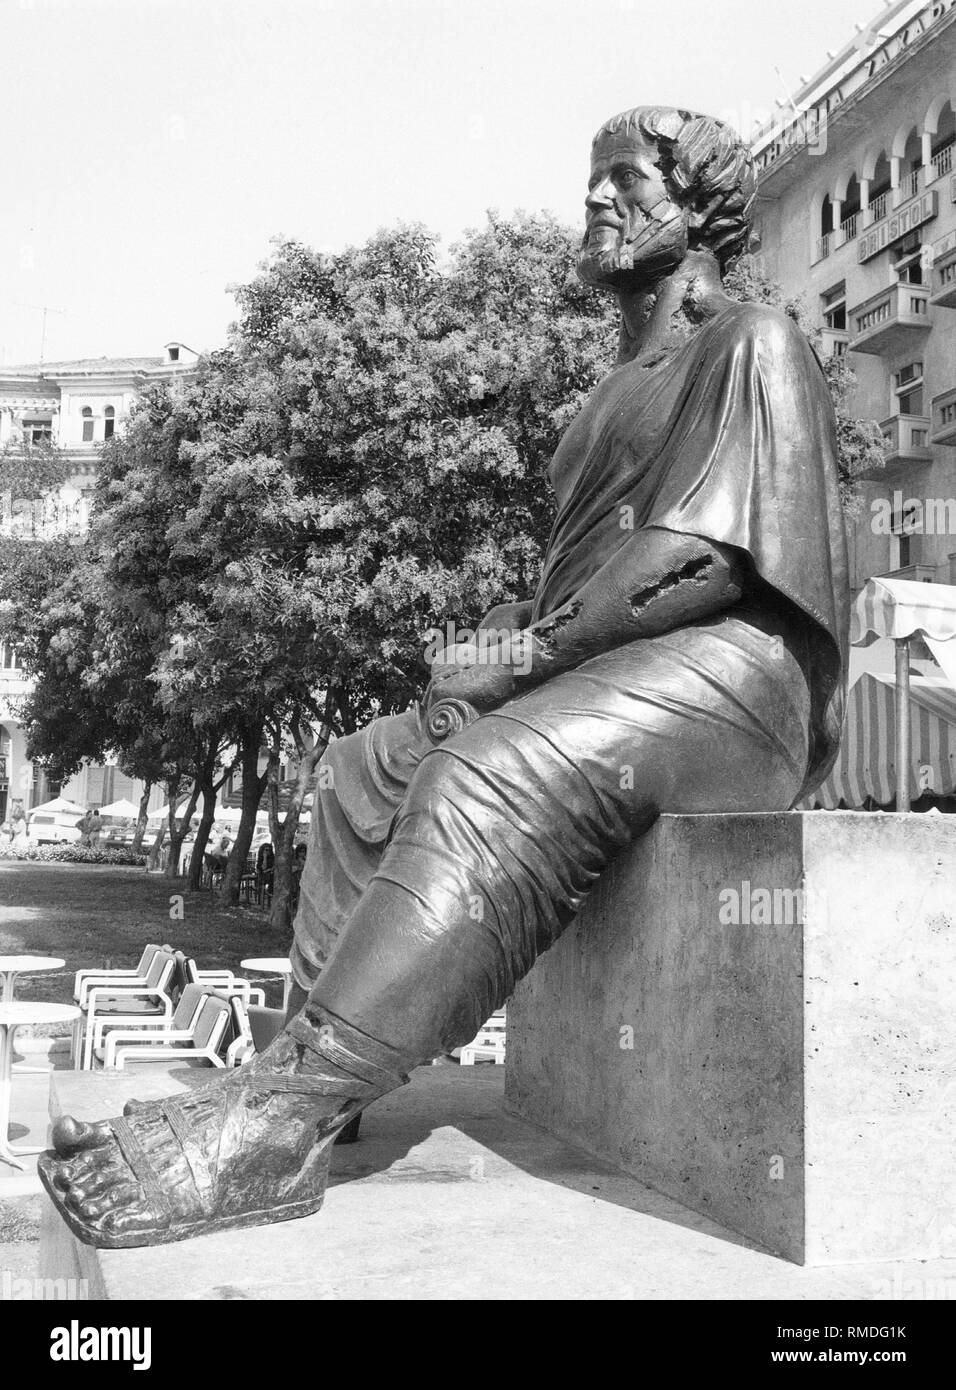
<box><xmin>73</xmin><ymin>946</ymin><xmax>178</xmax><ymax>1070</ymax></box>
<box><xmin>72</xmin><ymin>945</ymin><xmax>263</xmax><ymax>1071</ymax></box>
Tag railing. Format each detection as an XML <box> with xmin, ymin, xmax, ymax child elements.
<box><xmin>0</xmin><ymin>756</ymin><xmax>6</xmax><ymax>781</ymax></box>
<box><xmin>930</xmin><ymin>143</ymin><xmax>954</xmax><ymax>182</ymax></box>
<box><xmin>931</xmin><ymin>250</ymin><xmax>956</xmax><ymax>306</ymax></box>
<box><xmin>814</xmin><ymin>232</ymin><xmax>831</xmax><ymax>262</ymax></box>
<box><xmin>866</xmin><ymin>191</ymin><xmax>888</xmax><ymax>224</ymax></box>
<box><xmin>839</xmin><ymin>211</ymin><xmax>859</xmax><ymax>242</ymax></box>
<box><xmin>852</xmin><ymin>282</ymin><xmax>930</xmax><ymax>339</ymax></box>
<box><xmin>893</xmin><ymin>168</ymin><xmax>921</xmax><ymax>206</ymax></box>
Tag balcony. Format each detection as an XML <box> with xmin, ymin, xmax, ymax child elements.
<box><xmin>878</xmin><ymin>415</ymin><xmax>933</xmax><ymax>474</ymax></box>
<box><xmin>817</xmin><ymin>327</ymin><xmax>849</xmax><ymax>359</ymax></box>
<box><xmin>928</xmin><ymin>143</ymin><xmax>954</xmax><ymax>185</ymax></box>
<box><xmin>848</xmin><ymin>282</ymin><xmax>931</xmax><ymax>354</ymax></box>
<box><xmin>931</xmin><ymin>388</ymin><xmax>956</xmax><ymax>446</ymax></box>
<box><xmin>930</xmin><ymin>246</ymin><xmax>956</xmax><ymax>308</ymax></box>
<box><xmin>893</xmin><ymin>168</ymin><xmax>922</xmax><ymax>208</ymax></box>
<box><xmin>813</xmin><ymin>232</ymin><xmax>831</xmax><ymax>263</ymax></box>
<box><xmin>877</xmin><ymin>564</ymin><xmax>936</xmax><ymax>583</ymax></box>
<box><xmin>838</xmin><ymin>211</ymin><xmax>860</xmax><ymax>245</ymax></box>
<box><xmin>864</xmin><ymin>191</ymin><xmax>888</xmax><ymax>226</ymax></box>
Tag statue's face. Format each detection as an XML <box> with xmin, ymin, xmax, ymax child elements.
<box><xmin>577</xmin><ymin>129</ymin><xmax>690</xmax><ymax>291</ymax></box>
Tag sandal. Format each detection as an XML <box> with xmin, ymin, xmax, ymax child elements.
<box><xmin>38</xmin><ymin>1007</ymin><xmax>410</xmax><ymax>1249</ymax></box>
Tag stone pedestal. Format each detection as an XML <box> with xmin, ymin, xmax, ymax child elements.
<box><xmin>505</xmin><ymin>812</ymin><xmax>956</xmax><ymax>1266</ymax></box>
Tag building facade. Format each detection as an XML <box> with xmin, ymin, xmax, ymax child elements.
<box><xmin>0</xmin><ymin>344</ymin><xmax>197</xmax><ymax>822</ymax></box>
<box><xmin>752</xmin><ymin>0</ymin><xmax>956</xmax><ymax>597</ymax></box>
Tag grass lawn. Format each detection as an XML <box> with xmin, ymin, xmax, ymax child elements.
<box><xmin>0</xmin><ymin>861</ymin><xmax>286</xmax><ymax>1008</ymax></box>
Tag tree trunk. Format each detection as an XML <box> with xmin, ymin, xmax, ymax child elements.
<box><xmin>220</xmin><ymin>726</ymin><xmax>265</xmax><ymax>905</ymax></box>
<box><xmin>131</xmin><ymin>783</ymin><xmax>152</xmax><ymax>854</ymax></box>
<box><xmin>268</xmin><ymin>738</ymin><xmax>326</xmax><ymax>932</ymax></box>
<box><xmin>164</xmin><ymin>779</ymin><xmax>201</xmax><ymax>878</ymax></box>
<box><xmin>187</xmin><ymin>780</ymin><xmax>217</xmax><ymax>892</ymax></box>
<box><xmin>266</xmin><ymin>696</ymin><xmax>336</xmax><ymax>932</ymax></box>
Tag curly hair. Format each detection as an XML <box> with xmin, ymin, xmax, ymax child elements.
<box><xmin>593</xmin><ymin>106</ymin><xmax>756</xmax><ymax>269</ymax></box>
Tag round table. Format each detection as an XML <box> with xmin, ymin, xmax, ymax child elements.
<box><xmin>241</xmin><ymin>957</ymin><xmax>293</xmax><ymax>1012</ymax></box>
<box><xmin>0</xmin><ymin>1002</ymin><xmax>80</xmax><ymax>1170</ymax></box>
<box><xmin>0</xmin><ymin>956</ymin><xmax>66</xmax><ymax>1004</ymax></box>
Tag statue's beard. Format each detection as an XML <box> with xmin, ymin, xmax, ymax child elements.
<box><xmin>576</xmin><ymin>205</ymin><xmax>689</xmax><ymax>291</ymax></box>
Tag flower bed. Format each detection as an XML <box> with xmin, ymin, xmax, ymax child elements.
<box><xmin>0</xmin><ymin>843</ymin><xmax>147</xmax><ymax>867</ymax></box>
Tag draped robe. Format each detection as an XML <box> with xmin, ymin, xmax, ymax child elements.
<box><xmin>292</xmin><ymin>301</ymin><xmax>849</xmax><ymax>991</ymax></box>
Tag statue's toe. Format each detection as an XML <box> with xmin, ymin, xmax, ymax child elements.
<box><xmin>52</xmin><ymin>1115</ymin><xmax>111</xmax><ymax>1155</ymax></box>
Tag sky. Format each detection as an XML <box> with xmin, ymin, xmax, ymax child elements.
<box><xmin>0</xmin><ymin>0</ymin><xmax>899</xmax><ymax>364</ymax></box>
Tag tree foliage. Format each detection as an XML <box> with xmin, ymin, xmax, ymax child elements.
<box><xmin>2</xmin><ymin>225</ymin><xmax>878</xmax><ymax>927</ymax></box>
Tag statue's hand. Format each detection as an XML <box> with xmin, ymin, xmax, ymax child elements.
<box><xmin>425</xmin><ymin>647</ymin><xmax>516</xmax><ymax>715</ymax></box>
<box><xmin>477</xmin><ymin>599</ymin><xmax>534</xmax><ymax>635</ymax></box>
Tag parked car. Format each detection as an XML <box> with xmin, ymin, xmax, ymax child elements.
<box><xmin>26</xmin><ymin>811</ymin><xmax>82</xmax><ymax>845</ymax></box>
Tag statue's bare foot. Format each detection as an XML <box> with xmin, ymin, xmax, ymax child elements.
<box><xmin>37</xmin><ymin>1008</ymin><xmax>409</xmax><ymax>1248</ymax></box>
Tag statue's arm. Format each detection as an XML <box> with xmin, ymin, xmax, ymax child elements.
<box><xmin>427</xmin><ymin>526</ymin><xmax>745</xmax><ymax>712</ymax></box>
<box><xmin>519</xmin><ymin>526</ymin><xmax>746</xmax><ymax>686</ymax></box>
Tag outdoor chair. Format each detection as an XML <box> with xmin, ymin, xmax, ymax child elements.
<box><xmin>255</xmin><ymin>843</ymin><xmax>275</xmax><ymax>907</ymax></box>
<box><xmin>459</xmin><ymin>1008</ymin><xmax>507</xmax><ymax>1066</ymax></box>
<box><xmin>90</xmin><ymin>983</ymin><xmax>208</xmax><ymax>1068</ymax></box>
<box><xmin>224</xmin><ymin>996</ymin><xmax>256</xmax><ymax>1066</ymax></box>
<box><xmin>176</xmin><ymin>954</ymin><xmax>265</xmax><ymax>1005</ymax></box>
<box><xmin>73</xmin><ymin>943</ymin><xmax>171</xmax><ymax>1008</ymax></box>
<box><xmin>239</xmin><ymin>854</ymin><xmax>258</xmax><ymax>904</ymax></box>
<box><xmin>102</xmin><ymin>990</ymin><xmax>233</xmax><ymax>1070</ymax></box>
<box><xmin>203</xmin><ymin>855</ymin><xmax>226</xmax><ymax>891</ymax></box>
<box><xmin>246</xmin><ymin>1003</ymin><xmax>286</xmax><ymax>1054</ymax></box>
<box><xmin>75</xmin><ymin>948</ymin><xmax>178</xmax><ymax>1070</ymax></box>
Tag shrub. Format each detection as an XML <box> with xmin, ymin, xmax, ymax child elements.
<box><xmin>0</xmin><ymin>842</ymin><xmax>146</xmax><ymax>867</ymax></box>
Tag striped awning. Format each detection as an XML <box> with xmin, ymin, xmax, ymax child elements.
<box><xmin>801</xmin><ymin>672</ymin><xmax>956</xmax><ymax>809</ymax></box>
<box><xmin>852</xmin><ymin>577</ymin><xmax>956</xmax><ymax>690</ymax></box>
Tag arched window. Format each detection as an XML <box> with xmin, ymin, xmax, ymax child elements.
<box><xmin>103</xmin><ymin>406</ymin><xmax>115</xmax><ymax>440</ymax></box>
<box><xmin>821</xmin><ymin>194</ymin><xmax>833</xmax><ymax>236</ymax></box>
<box><xmin>901</xmin><ymin>128</ymin><xmax>923</xmax><ymax>199</ymax></box>
<box><xmin>841</xmin><ymin>175</ymin><xmax>861</xmax><ymax>239</ymax></box>
<box><xmin>81</xmin><ymin>406</ymin><xmax>94</xmax><ymax>443</ymax></box>
<box><xmin>868</xmin><ymin>152</ymin><xmax>891</xmax><ymax>220</ymax></box>
<box><xmin>931</xmin><ymin>101</ymin><xmax>955</xmax><ymax>179</ymax></box>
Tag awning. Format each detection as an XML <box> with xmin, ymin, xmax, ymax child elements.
<box><xmin>27</xmin><ymin>796</ymin><xmax>86</xmax><ymax>819</ymax></box>
<box><xmin>852</xmin><ymin>577</ymin><xmax>956</xmax><ymax>689</ymax></box>
<box><xmin>801</xmin><ymin>672</ymin><xmax>956</xmax><ymax>808</ymax></box>
<box><xmin>97</xmin><ymin>798</ymin><xmax>140</xmax><ymax>820</ymax></box>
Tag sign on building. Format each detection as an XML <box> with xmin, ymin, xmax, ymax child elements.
<box><xmin>858</xmin><ymin>191</ymin><xmax>938</xmax><ymax>262</ymax></box>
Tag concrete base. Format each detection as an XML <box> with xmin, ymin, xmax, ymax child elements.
<box><xmin>505</xmin><ymin>811</ymin><xmax>956</xmax><ymax>1267</ymax></box>
<box><xmin>36</xmin><ymin>1063</ymin><xmax>956</xmax><ymax>1299</ymax></box>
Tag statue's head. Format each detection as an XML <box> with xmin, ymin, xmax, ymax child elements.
<box><xmin>577</xmin><ymin>106</ymin><xmax>756</xmax><ymax>291</ymax></box>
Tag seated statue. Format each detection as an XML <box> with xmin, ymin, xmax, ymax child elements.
<box><xmin>39</xmin><ymin>105</ymin><xmax>848</xmax><ymax>1247</ymax></box>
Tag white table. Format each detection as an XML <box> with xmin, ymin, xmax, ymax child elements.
<box><xmin>0</xmin><ymin>955</ymin><xmax>66</xmax><ymax>1003</ymax></box>
<box><xmin>241</xmin><ymin>957</ymin><xmax>293</xmax><ymax>1012</ymax></box>
<box><xmin>0</xmin><ymin>1002</ymin><xmax>79</xmax><ymax>1170</ymax></box>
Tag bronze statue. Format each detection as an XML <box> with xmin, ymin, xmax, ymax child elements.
<box><xmin>39</xmin><ymin>106</ymin><xmax>848</xmax><ymax>1248</ymax></box>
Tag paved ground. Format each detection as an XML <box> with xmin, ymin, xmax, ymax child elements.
<box><xmin>31</xmin><ymin>1063</ymin><xmax>956</xmax><ymax>1301</ymax></box>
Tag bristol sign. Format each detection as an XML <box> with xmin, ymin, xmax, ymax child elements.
<box><xmin>858</xmin><ymin>190</ymin><xmax>938</xmax><ymax>262</ymax></box>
